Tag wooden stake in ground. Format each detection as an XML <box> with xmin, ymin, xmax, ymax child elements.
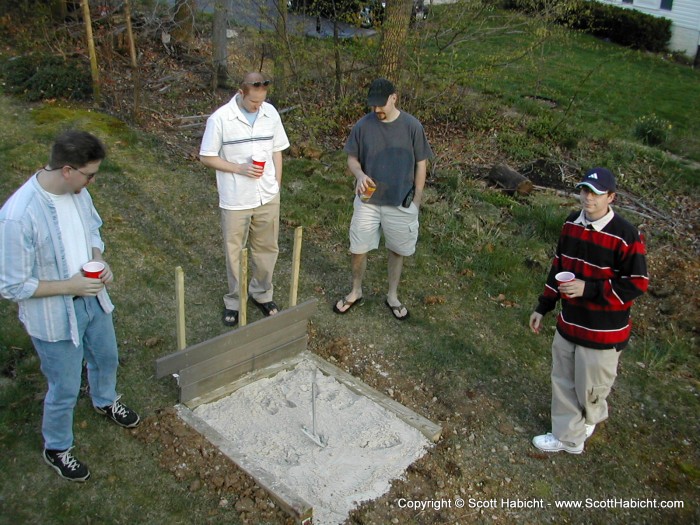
<box><xmin>289</xmin><ymin>226</ymin><xmax>303</xmax><ymax>308</ymax></box>
<box><xmin>175</xmin><ymin>266</ymin><xmax>186</xmax><ymax>350</ymax></box>
<box><xmin>239</xmin><ymin>248</ymin><xmax>248</xmax><ymax>327</ymax></box>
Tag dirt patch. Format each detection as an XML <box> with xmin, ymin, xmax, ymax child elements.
<box><xmin>133</xmin><ymin>407</ymin><xmax>297</xmax><ymax>524</ymax></box>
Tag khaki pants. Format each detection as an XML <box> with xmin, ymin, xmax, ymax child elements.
<box><xmin>550</xmin><ymin>330</ymin><xmax>620</xmax><ymax>446</ymax></box>
<box><xmin>220</xmin><ymin>194</ymin><xmax>280</xmax><ymax>310</ymax></box>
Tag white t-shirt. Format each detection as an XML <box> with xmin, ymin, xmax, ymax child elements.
<box><xmin>48</xmin><ymin>192</ymin><xmax>91</xmax><ymax>275</ymax></box>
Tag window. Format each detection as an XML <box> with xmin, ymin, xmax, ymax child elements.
<box><xmin>660</xmin><ymin>0</ymin><xmax>673</xmax><ymax>10</ymax></box>
<box><xmin>622</xmin><ymin>0</ymin><xmax>632</xmax><ymax>4</ymax></box>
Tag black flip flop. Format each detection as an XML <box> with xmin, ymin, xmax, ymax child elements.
<box><xmin>222</xmin><ymin>308</ymin><xmax>239</xmax><ymax>326</ymax></box>
<box><xmin>385</xmin><ymin>300</ymin><xmax>410</xmax><ymax>321</ymax></box>
<box><xmin>333</xmin><ymin>296</ymin><xmax>364</xmax><ymax>314</ymax></box>
<box><xmin>250</xmin><ymin>298</ymin><xmax>279</xmax><ymax>317</ymax></box>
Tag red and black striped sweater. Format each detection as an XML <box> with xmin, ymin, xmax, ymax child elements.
<box><xmin>535</xmin><ymin>209</ymin><xmax>649</xmax><ymax>350</ymax></box>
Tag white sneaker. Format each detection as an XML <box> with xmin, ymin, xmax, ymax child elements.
<box><xmin>585</xmin><ymin>424</ymin><xmax>596</xmax><ymax>439</ymax></box>
<box><xmin>532</xmin><ymin>433</ymin><xmax>584</xmax><ymax>454</ymax></box>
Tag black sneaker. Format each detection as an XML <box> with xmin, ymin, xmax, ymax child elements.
<box><xmin>94</xmin><ymin>395</ymin><xmax>140</xmax><ymax>428</ymax></box>
<box><xmin>43</xmin><ymin>448</ymin><xmax>90</xmax><ymax>482</ymax></box>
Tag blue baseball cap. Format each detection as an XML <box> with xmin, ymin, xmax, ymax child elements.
<box><xmin>576</xmin><ymin>167</ymin><xmax>617</xmax><ymax>194</ymax></box>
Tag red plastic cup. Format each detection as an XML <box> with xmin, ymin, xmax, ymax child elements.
<box><xmin>555</xmin><ymin>271</ymin><xmax>575</xmax><ymax>298</ymax></box>
<box><xmin>252</xmin><ymin>154</ymin><xmax>266</xmax><ymax>170</ymax></box>
<box><xmin>82</xmin><ymin>261</ymin><xmax>105</xmax><ymax>279</ymax></box>
<box><xmin>555</xmin><ymin>271</ymin><xmax>575</xmax><ymax>284</ymax></box>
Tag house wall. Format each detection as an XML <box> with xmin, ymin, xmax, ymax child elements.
<box><xmin>592</xmin><ymin>0</ymin><xmax>700</xmax><ymax>58</ymax></box>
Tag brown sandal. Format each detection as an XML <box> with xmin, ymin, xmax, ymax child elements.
<box><xmin>333</xmin><ymin>296</ymin><xmax>364</xmax><ymax>314</ymax></box>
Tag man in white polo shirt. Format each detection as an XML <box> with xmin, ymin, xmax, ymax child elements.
<box><xmin>200</xmin><ymin>72</ymin><xmax>290</xmax><ymax>326</ymax></box>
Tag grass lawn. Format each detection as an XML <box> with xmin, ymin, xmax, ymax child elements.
<box><xmin>1</xmin><ymin>93</ymin><xmax>698</xmax><ymax>523</ymax></box>
<box><xmin>413</xmin><ymin>6</ymin><xmax>700</xmax><ymax>165</ymax></box>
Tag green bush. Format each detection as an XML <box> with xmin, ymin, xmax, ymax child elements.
<box><xmin>1</xmin><ymin>54</ymin><xmax>92</xmax><ymax>102</ymax></box>
<box><xmin>524</xmin><ymin>114</ymin><xmax>579</xmax><ymax>150</ymax></box>
<box><xmin>565</xmin><ymin>0</ymin><xmax>671</xmax><ymax>53</ymax></box>
<box><xmin>633</xmin><ymin>113</ymin><xmax>671</xmax><ymax>146</ymax></box>
<box><xmin>505</xmin><ymin>0</ymin><xmax>671</xmax><ymax>53</ymax></box>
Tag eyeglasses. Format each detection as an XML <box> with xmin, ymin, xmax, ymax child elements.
<box><xmin>69</xmin><ymin>166</ymin><xmax>97</xmax><ymax>181</ymax></box>
<box><xmin>243</xmin><ymin>80</ymin><xmax>272</xmax><ymax>87</ymax></box>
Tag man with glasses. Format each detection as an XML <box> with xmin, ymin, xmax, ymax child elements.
<box><xmin>200</xmin><ymin>72</ymin><xmax>290</xmax><ymax>326</ymax></box>
<box><xmin>0</xmin><ymin>130</ymin><xmax>140</xmax><ymax>482</ymax></box>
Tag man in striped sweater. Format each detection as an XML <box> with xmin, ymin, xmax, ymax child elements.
<box><xmin>529</xmin><ymin>167</ymin><xmax>648</xmax><ymax>454</ymax></box>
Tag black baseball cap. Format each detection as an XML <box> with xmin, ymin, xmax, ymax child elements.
<box><xmin>575</xmin><ymin>167</ymin><xmax>617</xmax><ymax>195</ymax></box>
<box><xmin>367</xmin><ymin>78</ymin><xmax>395</xmax><ymax>107</ymax></box>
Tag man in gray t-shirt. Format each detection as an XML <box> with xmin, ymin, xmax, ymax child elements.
<box><xmin>333</xmin><ymin>78</ymin><xmax>433</xmax><ymax>321</ymax></box>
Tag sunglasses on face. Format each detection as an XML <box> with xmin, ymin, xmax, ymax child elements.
<box><xmin>243</xmin><ymin>80</ymin><xmax>272</xmax><ymax>87</ymax></box>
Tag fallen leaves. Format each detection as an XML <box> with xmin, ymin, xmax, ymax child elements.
<box><xmin>424</xmin><ymin>295</ymin><xmax>447</xmax><ymax>305</ymax></box>
<box><xmin>490</xmin><ymin>293</ymin><xmax>519</xmax><ymax>308</ymax></box>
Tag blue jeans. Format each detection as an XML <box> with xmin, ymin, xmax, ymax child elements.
<box><xmin>32</xmin><ymin>296</ymin><xmax>119</xmax><ymax>450</ymax></box>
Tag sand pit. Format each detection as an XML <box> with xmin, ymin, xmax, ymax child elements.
<box><xmin>192</xmin><ymin>358</ymin><xmax>432</xmax><ymax>525</ymax></box>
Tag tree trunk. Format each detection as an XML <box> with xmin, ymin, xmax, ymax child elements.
<box><xmin>488</xmin><ymin>164</ymin><xmax>533</xmax><ymax>195</ymax></box>
<box><xmin>81</xmin><ymin>0</ymin><xmax>100</xmax><ymax>104</ymax></box>
<box><xmin>212</xmin><ymin>0</ymin><xmax>229</xmax><ymax>90</ymax></box>
<box><xmin>124</xmin><ymin>0</ymin><xmax>138</xmax><ymax>69</ymax></box>
<box><xmin>378</xmin><ymin>0</ymin><xmax>413</xmax><ymax>79</ymax></box>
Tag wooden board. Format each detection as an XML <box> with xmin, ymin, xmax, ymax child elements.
<box><xmin>179</xmin><ymin>336</ymin><xmax>308</xmax><ymax>403</ymax></box>
<box><xmin>155</xmin><ymin>299</ymin><xmax>317</xmax><ymax>378</ymax></box>
<box><xmin>183</xmin><ymin>353</ymin><xmax>307</xmax><ymax>409</ymax></box>
<box><xmin>177</xmin><ymin>320</ymin><xmax>308</xmax><ymax>387</ymax></box>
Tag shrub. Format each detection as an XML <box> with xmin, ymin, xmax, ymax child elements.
<box><xmin>524</xmin><ymin>114</ymin><xmax>579</xmax><ymax>149</ymax></box>
<box><xmin>505</xmin><ymin>0</ymin><xmax>671</xmax><ymax>53</ymax></box>
<box><xmin>633</xmin><ymin>114</ymin><xmax>671</xmax><ymax>146</ymax></box>
<box><xmin>1</xmin><ymin>54</ymin><xmax>92</xmax><ymax>102</ymax></box>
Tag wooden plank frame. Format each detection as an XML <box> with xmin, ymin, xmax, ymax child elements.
<box><xmin>175</xmin><ymin>349</ymin><xmax>441</xmax><ymax>525</ymax></box>
<box><xmin>155</xmin><ymin>299</ymin><xmax>317</xmax><ymax>404</ymax></box>
<box><xmin>155</xmin><ymin>295</ymin><xmax>441</xmax><ymax>524</ymax></box>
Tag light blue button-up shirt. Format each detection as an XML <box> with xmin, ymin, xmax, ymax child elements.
<box><xmin>0</xmin><ymin>173</ymin><xmax>114</xmax><ymax>346</ymax></box>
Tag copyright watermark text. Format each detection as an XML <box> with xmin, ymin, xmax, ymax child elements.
<box><xmin>396</xmin><ymin>497</ymin><xmax>684</xmax><ymax>511</ymax></box>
